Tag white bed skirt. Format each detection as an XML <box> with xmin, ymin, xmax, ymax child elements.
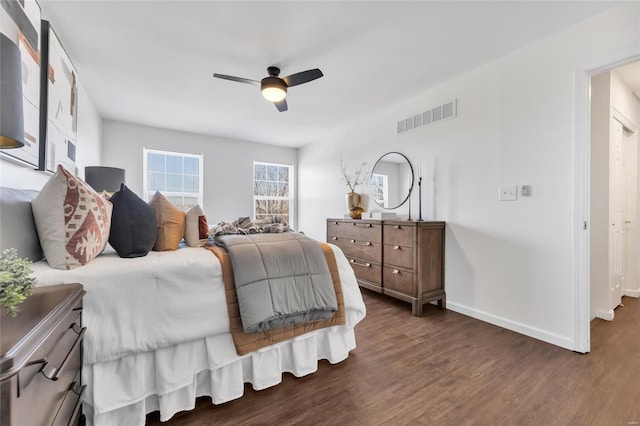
<box><xmin>83</xmin><ymin>325</ymin><xmax>357</xmax><ymax>426</ymax></box>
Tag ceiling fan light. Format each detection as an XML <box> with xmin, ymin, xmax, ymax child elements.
<box><xmin>261</xmin><ymin>77</ymin><xmax>287</xmax><ymax>102</ymax></box>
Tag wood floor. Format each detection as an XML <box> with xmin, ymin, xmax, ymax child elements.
<box><xmin>147</xmin><ymin>290</ymin><xmax>640</xmax><ymax>425</ymax></box>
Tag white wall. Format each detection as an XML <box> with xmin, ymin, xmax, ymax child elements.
<box><xmin>101</xmin><ymin>120</ymin><xmax>298</xmax><ymax>226</ymax></box>
<box><xmin>298</xmin><ymin>3</ymin><xmax>640</xmax><ymax>350</ymax></box>
<box><xmin>0</xmin><ymin>81</ymin><xmax>102</xmax><ymax>189</ymax></box>
<box><xmin>75</xmin><ymin>81</ymin><xmax>103</xmax><ymax>179</ymax></box>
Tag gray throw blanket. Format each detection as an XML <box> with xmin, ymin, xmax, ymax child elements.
<box><xmin>209</xmin><ymin>216</ymin><xmax>290</xmax><ymax>236</ymax></box>
<box><xmin>215</xmin><ymin>233</ymin><xmax>338</xmax><ymax>332</ymax></box>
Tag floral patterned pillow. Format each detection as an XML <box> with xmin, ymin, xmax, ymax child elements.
<box><xmin>31</xmin><ymin>165</ymin><xmax>112</xmax><ymax>270</ymax></box>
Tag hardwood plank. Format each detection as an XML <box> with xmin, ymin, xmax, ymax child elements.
<box><xmin>147</xmin><ymin>292</ymin><xmax>640</xmax><ymax>426</ymax></box>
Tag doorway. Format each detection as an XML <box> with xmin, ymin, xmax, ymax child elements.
<box><xmin>589</xmin><ymin>62</ymin><xmax>640</xmax><ymax>323</ymax></box>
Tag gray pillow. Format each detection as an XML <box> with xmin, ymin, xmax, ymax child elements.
<box><xmin>0</xmin><ymin>187</ymin><xmax>43</xmax><ymax>262</ymax></box>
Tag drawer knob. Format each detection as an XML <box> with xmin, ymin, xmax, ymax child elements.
<box><xmin>332</xmin><ymin>236</ymin><xmax>338</xmax><ymax>240</ymax></box>
<box><xmin>350</xmin><ymin>239</ymin><xmax>372</xmax><ymax>246</ymax></box>
<box><xmin>392</xmin><ymin>269</ymin><xmax>400</xmax><ymax>274</ymax></box>
<box><xmin>393</xmin><ymin>245</ymin><xmax>400</xmax><ymax>250</ymax></box>
<box><xmin>393</xmin><ymin>225</ymin><xmax>400</xmax><ymax>229</ymax></box>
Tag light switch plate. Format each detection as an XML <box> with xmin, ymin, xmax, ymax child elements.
<box><xmin>499</xmin><ymin>185</ymin><xmax>517</xmax><ymax>201</ymax></box>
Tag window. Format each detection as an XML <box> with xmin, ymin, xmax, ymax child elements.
<box><xmin>143</xmin><ymin>148</ymin><xmax>203</xmax><ymax>208</ymax></box>
<box><xmin>253</xmin><ymin>161</ymin><xmax>294</xmax><ymax>226</ymax></box>
<box><xmin>370</xmin><ymin>173</ymin><xmax>389</xmax><ymax>208</ymax></box>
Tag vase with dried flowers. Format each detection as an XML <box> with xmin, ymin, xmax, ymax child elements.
<box><xmin>0</xmin><ymin>248</ymin><xmax>36</xmax><ymax>317</ymax></box>
<box><xmin>340</xmin><ymin>160</ymin><xmax>368</xmax><ymax>213</ymax></box>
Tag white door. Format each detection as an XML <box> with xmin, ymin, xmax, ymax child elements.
<box><xmin>609</xmin><ymin>118</ymin><xmax>625</xmax><ymax>310</ymax></box>
<box><xmin>623</xmin><ymin>121</ymin><xmax>638</xmax><ymax>299</ymax></box>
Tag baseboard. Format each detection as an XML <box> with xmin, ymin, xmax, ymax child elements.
<box><xmin>446</xmin><ymin>301</ymin><xmax>574</xmax><ymax>351</ymax></box>
<box><xmin>596</xmin><ymin>309</ymin><xmax>615</xmax><ymax>321</ymax></box>
<box><xmin>623</xmin><ymin>288</ymin><xmax>640</xmax><ymax>298</ymax></box>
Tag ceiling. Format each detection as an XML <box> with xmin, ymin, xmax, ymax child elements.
<box><xmin>39</xmin><ymin>1</ymin><xmax>616</xmax><ymax>148</ymax></box>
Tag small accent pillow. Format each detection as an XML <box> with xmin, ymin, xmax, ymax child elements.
<box><xmin>109</xmin><ymin>184</ymin><xmax>157</xmax><ymax>258</ymax></box>
<box><xmin>148</xmin><ymin>191</ymin><xmax>186</xmax><ymax>251</ymax></box>
<box><xmin>184</xmin><ymin>204</ymin><xmax>209</xmax><ymax>247</ymax></box>
<box><xmin>31</xmin><ymin>165</ymin><xmax>112</xmax><ymax>270</ymax></box>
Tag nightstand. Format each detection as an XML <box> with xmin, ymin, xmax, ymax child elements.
<box><xmin>0</xmin><ymin>283</ymin><xmax>86</xmax><ymax>426</ymax></box>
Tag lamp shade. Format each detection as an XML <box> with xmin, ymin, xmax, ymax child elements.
<box><xmin>261</xmin><ymin>77</ymin><xmax>287</xmax><ymax>102</ymax></box>
<box><xmin>85</xmin><ymin>166</ymin><xmax>126</xmax><ymax>192</ymax></box>
<box><xmin>0</xmin><ymin>33</ymin><xmax>26</xmax><ymax>149</ymax></box>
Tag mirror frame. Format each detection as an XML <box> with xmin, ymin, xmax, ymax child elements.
<box><xmin>369</xmin><ymin>151</ymin><xmax>414</xmax><ymax>210</ymax></box>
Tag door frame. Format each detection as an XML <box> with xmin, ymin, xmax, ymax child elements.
<box><xmin>574</xmin><ymin>48</ymin><xmax>640</xmax><ymax>353</ymax></box>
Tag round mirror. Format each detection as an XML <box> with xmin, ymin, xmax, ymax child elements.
<box><xmin>369</xmin><ymin>152</ymin><xmax>414</xmax><ymax>209</ymax></box>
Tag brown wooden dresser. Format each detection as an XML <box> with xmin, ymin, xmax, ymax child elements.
<box><xmin>0</xmin><ymin>283</ymin><xmax>86</xmax><ymax>426</ymax></box>
<box><xmin>327</xmin><ymin>219</ymin><xmax>445</xmax><ymax>316</ymax></box>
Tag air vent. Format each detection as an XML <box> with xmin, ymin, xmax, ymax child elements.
<box><xmin>405</xmin><ymin>116</ymin><xmax>414</xmax><ymax>131</ymax></box>
<box><xmin>397</xmin><ymin>98</ymin><xmax>457</xmax><ymax>135</ymax></box>
<box><xmin>432</xmin><ymin>105</ymin><xmax>443</xmax><ymax>122</ymax></box>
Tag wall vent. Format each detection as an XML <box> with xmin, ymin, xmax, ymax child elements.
<box><xmin>397</xmin><ymin>98</ymin><xmax>457</xmax><ymax>135</ymax></box>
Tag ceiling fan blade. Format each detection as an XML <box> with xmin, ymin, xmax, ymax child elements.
<box><xmin>275</xmin><ymin>99</ymin><xmax>288</xmax><ymax>112</ymax></box>
<box><xmin>282</xmin><ymin>69</ymin><xmax>323</xmax><ymax>87</ymax></box>
<box><xmin>213</xmin><ymin>73</ymin><xmax>259</xmax><ymax>86</ymax></box>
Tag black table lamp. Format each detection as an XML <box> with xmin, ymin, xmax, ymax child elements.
<box><xmin>85</xmin><ymin>166</ymin><xmax>126</xmax><ymax>193</ymax></box>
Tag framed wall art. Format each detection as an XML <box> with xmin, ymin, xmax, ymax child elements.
<box><xmin>40</xmin><ymin>20</ymin><xmax>78</xmax><ymax>174</ymax></box>
<box><xmin>0</xmin><ymin>0</ymin><xmax>42</xmax><ymax>167</ymax></box>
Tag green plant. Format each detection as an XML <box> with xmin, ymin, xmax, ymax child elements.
<box><xmin>0</xmin><ymin>248</ymin><xmax>36</xmax><ymax>317</ymax></box>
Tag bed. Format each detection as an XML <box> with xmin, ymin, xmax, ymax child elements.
<box><xmin>0</xmin><ymin>187</ymin><xmax>366</xmax><ymax>426</ymax></box>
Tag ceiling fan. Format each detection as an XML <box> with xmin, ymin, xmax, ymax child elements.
<box><xmin>213</xmin><ymin>66</ymin><xmax>323</xmax><ymax>112</ymax></box>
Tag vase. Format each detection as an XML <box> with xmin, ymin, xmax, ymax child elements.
<box><xmin>345</xmin><ymin>192</ymin><xmax>361</xmax><ymax>212</ymax></box>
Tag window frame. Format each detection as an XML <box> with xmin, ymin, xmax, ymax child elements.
<box><xmin>371</xmin><ymin>173</ymin><xmax>389</xmax><ymax>208</ymax></box>
<box><xmin>253</xmin><ymin>161</ymin><xmax>295</xmax><ymax>229</ymax></box>
<box><xmin>142</xmin><ymin>147</ymin><xmax>204</xmax><ymax>208</ymax></box>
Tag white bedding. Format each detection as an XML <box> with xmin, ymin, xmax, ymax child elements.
<box><xmin>32</xmin><ymin>246</ymin><xmax>229</xmax><ymax>364</ymax></box>
<box><xmin>32</xmin><ymin>244</ymin><xmax>366</xmax><ymax>425</ymax></box>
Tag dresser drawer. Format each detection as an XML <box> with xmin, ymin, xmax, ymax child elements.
<box><xmin>347</xmin><ymin>257</ymin><xmax>382</xmax><ymax>285</ymax></box>
<box><xmin>14</xmin><ymin>323</ymin><xmax>83</xmax><ymax>426</ymax></box>
<box><xmin>383</xmin><ymin>266</ymin><xmax>415</xmax><ymax>295</ymax></box>
<box><xmin>52</xmin><ymin>369</ymin><xmax>85</xmax><ymax>426</ymax></box>
<box><xmin>0</xmin><ymin>284</ymin><xmax>85</xmax><ymax>426</ymax></box>
<box><xmin>327</xmin><ymin>220</ymin><xmax>382</xmax><ymax>243</ymax></box>
<box><xmin>18</xmin><ymin>306</ymin><xmax>82</xmax><ymax>395</ymax></box>
<box><xmin>383</xmin><ymin>244</ymin><xmax>413</xmax><ymax>270</ymax></box>
<box><xmin>384</xmin><ymin>224</ymin><xmax>414</xmax><ymax>247</ymax></box>
<box><xmin>329</xmin><ymin>236</ymin><xmax>382</xmax><ymax>263</ymax></box>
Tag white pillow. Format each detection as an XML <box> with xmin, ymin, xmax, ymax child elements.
<box><xmin>184</xmin><ymin>205</ymin><xmax>208</xmax><ymax>247</ymax></box>
<box><xmin>31</xmin><ymin>165</ymin><xmax>112</xmax><ymax>270</ymax></box>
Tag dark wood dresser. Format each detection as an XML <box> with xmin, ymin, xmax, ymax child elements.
<box><xmin>327</xmin><ymin>219</ymin><xmax>445</xmax><ymax>316</ymax></box>
<box><xmin>0</xmin><ymin>283</ymin><xmax>86</xmax><ymax>426</ymax></box>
